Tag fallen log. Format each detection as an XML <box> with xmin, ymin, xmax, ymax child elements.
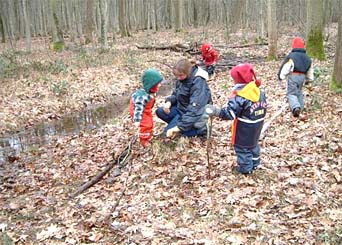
<box><xmin>260</xmin><ymin>102</ymin><xmax>288</xmax><ymax>140</ymax></box>
<box><xmin>214</xmin><ymin>42</ymin><xmax>268</xmax><ymax>49</ymax></box>
<box><xmin>137</xmin><ymin>43</ymin><xmax>189</xmax><ymax>51</ymax></box>
<box><xmin>70</xmin><ymin>135</ymin><xmax>137</xmax><ymax>198</ymax></box>
<box><xmin>136</xmin><ymin>42</ymin><xmax>200</xmax><ymax>54</ymax></box>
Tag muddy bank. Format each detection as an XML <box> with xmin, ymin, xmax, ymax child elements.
<box><xmin>0</xmin><ymin>95</ymin><xmax>130</xmax><ymax>164</ymax></box>
<box><xmin>0</xmin><ymin>80</ymin><xmax>175</xmax><ymax>164</ymax></box>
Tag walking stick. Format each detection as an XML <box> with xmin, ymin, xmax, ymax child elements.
<box><xmin>206</xmin><ymin>116</ymin><xmax>213</xmax><ymax>179</ymax></box>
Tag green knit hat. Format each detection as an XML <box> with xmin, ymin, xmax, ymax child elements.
<box><xmin>142</xmin><ymin>69</ymin><xmax>163</xmax><ymax>92</ymax></box>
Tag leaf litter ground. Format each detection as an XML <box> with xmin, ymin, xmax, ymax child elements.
<box><xmin>0</xmin><ymin>26</ymin><xmax>341</xmax><ymax>244</ymax></box>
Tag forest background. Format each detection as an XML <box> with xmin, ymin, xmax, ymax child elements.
<box><xmin>0</xmin><ymin>0</ymin><xmax>341</xmax><ymax>244</ymax></box>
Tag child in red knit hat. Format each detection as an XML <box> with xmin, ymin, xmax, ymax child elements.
<box><xmin>278</xmin><ymin>37</ymin><xmax>314</xmax><ymax>117</ymax></box>
<box><xmin>205</xmin><ymin>63</ymin><xmax>267</xmax><ymax>174</ymax></box>
<box><xmin>200</xmin><ymin>43</ymin><xmax>219</xmax><ymax>78</ymax></box>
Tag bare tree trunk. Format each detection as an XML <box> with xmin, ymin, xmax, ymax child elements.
<box><xmin>175</xmin><ymin>0</ymin><xmax>183</xmax><ymax>32</ymax></box>
<box><xmin>6</xmin><ymin>0</ymin><xmax>17</xmax><ymax>48</ymax></box>
<box><xmin>306</xmin><ymin>0</ymin><xmax>325</xmax><ymax>60</ymax></box>
<box><xmin>0</xmin><ymin>7</ymin><xmax>5</xmax><ymax>43</ymax></box>
<box><xmin>85</xmin><ymin>0</ymin><xmax>95</xmax><ymax>43</ymax></box>
<box><xmin>192</xmin><ymin>0</ymin><xmax>198</xmax><ymax>28</ymax></box>
<box><xmin>22</xmin><ymin>0</ymin><xmax>31</xmax><ymax>51</ymax></box>
<box><xmin>267</xmin><ymin>0</ymin><xmax>277</xmax><ymax>59</ymax></box>
<box><xmin>166</xmin><ymin>0</ymin><xmax>172</xmax><ymax>29</ymax></box>
<box><xmin>40</xmin><ymin>0</ymin><xmax>48</xmax><ymax>37</ymax></box>
<box><xmin>331</xmin><ymin>0</ymin><xmax>342</xmax><ymax>90</ymax></box>
<box><xmin>222</xmin><ymin>0</ymin><xmax>230</xmax><ymax>41</ymax></box>
<box><xmin>49</xmin><ymin>0</ymin><xmax>64</xmax><ymax>51</ymax></box>
<box><xmin>98</xmin><ymin>0</ymin><xmax>108</xmax><ymax>48</ymax></box>
<box><xmin>118</xmin><ymin>0</ymin><xmax>130</xmax><ymax>36</ymax></box>
<box><xmin>257</xmin><ymin>0</ymin><xmax>265</xmax><ymax>39</ymax></box>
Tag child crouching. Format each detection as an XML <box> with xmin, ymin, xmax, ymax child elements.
<box><xmin>130</xmin><ymin>69</ymin><xmax>163</xmax><ymax>147</ymax></box>
<box><xmin>206</xmin><ymin>63</ymin><xmax>267</xmax><ymax>174</ymax></box>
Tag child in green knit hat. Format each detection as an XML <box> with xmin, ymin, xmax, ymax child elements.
<box><xmin>129</xmin><ymin>69</ymin><xmax>163</xmax><ymax>147</ymax></box>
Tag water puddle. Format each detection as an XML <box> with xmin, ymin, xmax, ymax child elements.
<box><xmin>0</xmin><ymin>81</ymin><xmax>173</xmax><ymax>164</ymax></box>
<box><xmin>0</xmin><ymin>96</ymin><xmax>130</xmax><ymax>164</ymax></box>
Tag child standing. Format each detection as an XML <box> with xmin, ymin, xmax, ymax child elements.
<box><xmin>200</xmin><ymin>43</ymin><xmax>219</xmax><ymax>78</ymax></box>
<box><xmin>205</xmin><ymin>63</ymin><xmax>267</xmax><ymax>175</ymax></box>
<box><xmin>278</xmin><ymin>37</ymin><xmax>314</xmax><ymax>117</ymax></box>
<box><xmin>130</xmin><ymin>69</ymin><xmax>163</xmax><ymax>147</ymax></box>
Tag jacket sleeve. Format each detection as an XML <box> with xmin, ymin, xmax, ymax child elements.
<box><xmin>133</xmin><ymin>95</ymin><xmax>149</xmax><ymax>122</ymax></box>
<box><xmin>219</xmin><ymin>96</ymin><xmax>244</xmax><ymax>120</ymax></box>
<box><xmin>177</xmin><ymin>77</ymin><xmax>210</xmax><ymax>131</ymax></box>
<box><xmin>278</xmin><ymin>58</ymin><xmax>294</xmax><ymax>80</ymax></box>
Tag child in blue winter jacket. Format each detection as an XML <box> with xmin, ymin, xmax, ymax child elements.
<box><xmin>205</xmin><ymin>63</ymin><xmax>267</xmax><ymax>174</ymax></box>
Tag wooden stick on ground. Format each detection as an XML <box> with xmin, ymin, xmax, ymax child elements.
<box><xmin>70</xmin><ymin>135</ymin><xmax>137</xmax><ymax>199</ymax></box>
<box><xmin>260</xmin><ymin>102</ymin><xmax>288</xmax><ymax>140</ymax></box>
<box><xmin>206</xmin><ymin>117</ymin><xmax>213</xmax><ymax>179</ymax></box>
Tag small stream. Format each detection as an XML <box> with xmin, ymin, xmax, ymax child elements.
<box><xmin>0</xmin><ymin>96</ymin><xmax>129</xmax><ymax>164</ymax></box>
<box><xmin>0</xmin><ymin>81</ymin><xmax>174</xmax><ymax>164</ymax></box>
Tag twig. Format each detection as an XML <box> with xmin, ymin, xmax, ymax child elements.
<box><xmin>110</xmin><ymin>155</ymin><xmax>133</xmax><ymax>214</ymax></box>
<box><xmin>70</xmin><ymin>135</ymin><xmax>137</xmax><ymax>198</ymax></box>
<box><xmin>260</xmin><ymin>102</ymin><xmax>288</xmax><ymax>140</ymax></box>
<box><xmin>206</xmin><ymin>117</ymin><xmax>213</xmax><ymax>179</ymax></box>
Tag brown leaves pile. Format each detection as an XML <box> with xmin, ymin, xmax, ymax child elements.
<box><xmin>1</xmin><ymin>26</ymin><xmax>341</xmax><ymax>244</ymax></box>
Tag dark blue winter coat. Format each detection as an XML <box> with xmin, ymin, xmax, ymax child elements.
<box><xmin>166</xmin><ymin>66</ymin><xmax>212</xmax><ymax>131</ymax></box>
<box><xmin>219</xmin><ymin>82</ymin><xmax>267</xmax><ymax>148</ymax></box>
<box><xmin>278</xmin><ymin>48</ymin><xmax>312</xmax><ymax>80</ymax></box>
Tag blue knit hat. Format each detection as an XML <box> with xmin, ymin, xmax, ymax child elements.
<box><xmin>142</xmin><ymin>69</ymin><xmax>163</xmax><ymax>92</ymax></box>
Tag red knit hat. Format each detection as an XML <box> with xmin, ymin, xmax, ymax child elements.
<box><xmin>201</xmin><ymin>43</ymin><xmax>212</xmax><ymax>53</ymax></box>
<box><xmin>292</xmin><ymin>37</ymin><xmax>305</xmax><ymax>49</ymax></box>
<box><xmin>230</xmin><ymin>63</ymin><xmax>261</xmax><ymax>87</ymax></box>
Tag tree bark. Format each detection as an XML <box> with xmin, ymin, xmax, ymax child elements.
<box><xmin>331</xmin><ymin>0</ymin><xmax>342</xmax><ymax>90</ymax></box>
<box><xmin>118</xmin><ymin>0</ymin><xmax>130</xmax><ymax>36</ymax></box>
<box><xmin>222</xmin><ymin>0</ymin><xmax>230</xmax><ymax>41</ymax></box>
<box><xmin>0</xmin><ymin>9</ymin><xmax>5</xmax><ymax>43</ymax></box>
<box><xmin>98</xmin><ymin>0</ymin><xmax>108</xmax><ymax>48</ymax></box>
<box><xmin>267</xmin><ymin>0</ymin><xmax>277</xmax><ymax>60</ymax></box>
<box><xmin>85</xmin><ymin>0</ymin><xmax>95</xmax><ymax>43</ymax></box>
<box><xmin>22</xmin><ymin>0</ymin><xmax>31</xmax><ymax>51</ymax></box>
<box><xmin>174</xmin><ymin>0</ymin><xmax>183</xmax><ymax>32</ymax></box>
<box><xmin>306</xmin><ymin>0</ymin><xmax>325</xmax><ymax>60</ymax></box>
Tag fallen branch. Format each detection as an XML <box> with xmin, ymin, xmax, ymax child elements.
<box><xmin>70</xmin><ymin>135</ymin><xmax>137</xmax><ymax>198</ymax></box>
<box><xmin>137</xmin><ymin>43</ymin><xmax>188</xmax><ymax>51</ymax></box>
<box><xmin>215</xmin><ymin>42</ymin><xmax>268</xmax><ymax>49</ymax></box>
<box><xmin>110</xmin><ymin>155</ymin><xmax>133</xmax><ymax>214</ymax></box>
<box><xmin>136</xmin><ymin>42</ymin><xmax>200</xmax><ymax>54</ymax></box>
<box><xmin>260</xmin><ymin>102</ymin><xmax>288</xmax><ymax>140</ymax></box>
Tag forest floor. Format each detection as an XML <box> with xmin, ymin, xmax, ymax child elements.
<box><xmin>0</xmin><ymin>25</ymin><xmax>342</xmax><ymax>244</ymax></box>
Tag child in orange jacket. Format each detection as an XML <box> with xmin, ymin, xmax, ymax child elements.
<box><xmin>201</xmin><ymin>43</ymin><xmax>219</xmax><ymax>77</ymax></box>
<box><xmin>130</xmin><ymin>69</ymin><xmax>163</xmax><ymax>147</ymax></box>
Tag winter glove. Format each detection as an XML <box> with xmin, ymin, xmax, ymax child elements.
<box><xmin>205</xmin><ymin>104</ymin><xmax>221</xmax><ymax>117</ymax></box>
<box><xmin>163</xmin><ymin>101</ymin><xmax>171</xmax><ymax>114</ymax></box>
<box><xmin>166</xmin><ymin>126</ymin><xmax>180</xmax><ymax>138</ymax></box>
